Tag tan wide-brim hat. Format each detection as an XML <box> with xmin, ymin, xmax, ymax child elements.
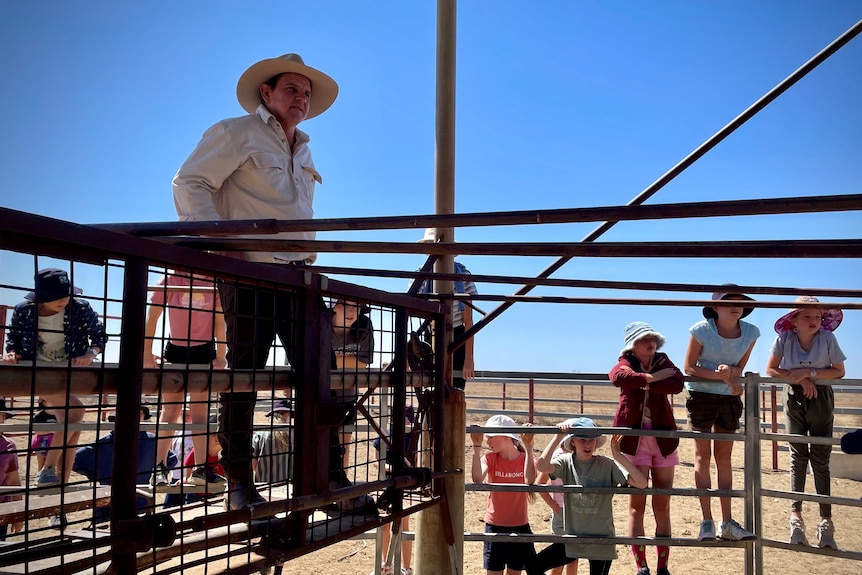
<box><xmin>236</xmin><ymin>53</ymin><xmax>338</xmax><ymax>119</ymax></box>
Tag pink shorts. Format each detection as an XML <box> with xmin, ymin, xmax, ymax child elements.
<box><xmin>625</xmin><ymin>423</ymin><xmax>679</xmax><ymax>468</ymax></box>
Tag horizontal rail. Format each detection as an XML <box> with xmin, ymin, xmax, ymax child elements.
<box><xmin>96</xmin><ymin>193</ymin><xmax>862</xmax><ymax>235</ymax></box>
<box><xmin>165</xmin><ymin>238</ymin><xmax>862</xmax><ymax>258</ymax></box>
<box><xmin>463</xmin><ymin>532</ymin><xmax>747</xmax><ymax>547</ymax></box>
<box><xmin>0</xmin><ymin>365</ymin><xmax>429</xmax><ymax>395</ymax></box>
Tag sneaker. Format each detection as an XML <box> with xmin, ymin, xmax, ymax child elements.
<box><xmin>636</xmin><ymin>568</ymin><xmax>651</xmax><ymax>575</ymax></box>
<box><xmin>151</xmin><ymin>461</ymin><xmax>169</xmax><ymax>487</ymax></box>
<box><xmin>718</xmin><ymin>518</ymin><xmax>755</xmax><ymax>541</ymax></box>
<box><xmin>656</xmin><ymin>569</ymin><xmax>672</xmax><ymax>575</ymax></box>
<box><xmin>401</xmin><ymin>569</ymin><xmax>413</xmax><ymax>575</ymax></box>
<box><xmin>789</xmin><ymin>517</ymin><xmax>809</xmax><ymax>546</ymax></box>
<box><xmin>187</xmin><ymin>465</ymin><xmax>227</xmax><ymax>487</ymax></box>
<box><xmin>368</xmin><ymin>565</ymin><xmax>393</xmax><ymax>575</ymax></box>
<box><xmin>223</xmin><ymin>481</ymin><xmax>266</xmax><ymax>511</ymax></box>
<box><xmin>36</xmin><ymin>466</ymin><xmax>60</xmax><ymax>486</ymax></box>
<box><xmin>50</xmin><ymin>514</ymin><xmax>68</xmax><ymax>528</ymax></box>
<box><xmin>817</xmin><ymin>518</ymin><xmax>836</xmax><ymax>549</ymax></box>
<box><xmin>697</xmin><ymin>519</ymin><xmax>716</xmax><ymax>541</ymax></box>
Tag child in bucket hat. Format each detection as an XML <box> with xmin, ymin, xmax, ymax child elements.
<box><xmin>524</xmin><ymin>418</ymin><xmax>647</xmax><ymax>574</ymax></box>
<box><xmin>766</xmin><ymin>296</ymin><xmax>846</xmax><ymax>549</ymax></box>
<box><xmin>612</xmin><ymin>322</ymin><xmax>684</xmax><ymax>575</ymax></box>
<box><xmin>470</xmin><ymin>414</ymin><xmax>536</xmax><ymax>573</ymax></box>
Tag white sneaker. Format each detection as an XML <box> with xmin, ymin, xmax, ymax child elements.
<box><xmin>401</xmin><ymin>569</ymin><xmax>413</xmax><ymax>575</ymax></box>
<box><xmin>717</xmin><ymin>519</ymin><xmax>755</xmax><ymax>541</ymax></box>
<box><xmin>817</xmin><ymin>518</ymin><xmax>837</xmax><ymax>549</ymax></box>
<box><xmin>368</xmin><ymin>565</ymin><xmax>394</xmax><ymax>575</ymax></box>
<box><xmin>697</xmin><ymin>519</ymin><xmax>716</xmax><ymax>541</ymax></box>
<box><xmin>789</xmin><ymin>517</ymin><xmax>809</xmax><ymax>545</ymax></box>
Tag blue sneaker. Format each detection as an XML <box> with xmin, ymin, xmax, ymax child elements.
<box><xmin>36</xmin><ymin>466</ymin><xmax>60</xmax><ymax>486</ymax></box>
<box><xmin>698</xmin><ymin>519</ymin><xmax>716</xmax><ymax>541</ymax></box>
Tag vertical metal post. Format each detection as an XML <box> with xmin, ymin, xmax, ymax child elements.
<box><xmin>580</xmin><ymin>383</ymin><xmax>584</xmax><ymax>413</ymax></box>
<box><xmin>416</xmin><ymin>1</ymin><xmax>460</xmax><ymax>574</ymax></box>
<box><xmin>111</xmin><ymin>257</ymin><xmax>148</xmax><ymax>571</ymax></box>
<box><xmin>528</xmin><ymin>378</ymin><xmax>535</xmax><ymax>423</ymax></box>
<box><xmin>502</xmin><ymin>382</ymin><xmax>507</xmax><ymax>410</ymax></box>
<box><xmin>771</xmin><ymin>385</ymin><xmax>779</xmax><ymax>471</ymax></box>
<box><xmin>744</xmin><ymin>372</ymin><xmax>763</xmax><ymax>575</ymax></box>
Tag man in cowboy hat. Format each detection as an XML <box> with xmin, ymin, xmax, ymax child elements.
<box><xmin>172</xmin><ymin>53</ymin><xmax>338</xmax><ymax>510</ymax></box>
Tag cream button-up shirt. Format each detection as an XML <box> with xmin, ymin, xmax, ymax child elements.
<box><xmin>173</xmin><ymin>105</ymin><xmax>322</xmax><ymax>263</ymax></box>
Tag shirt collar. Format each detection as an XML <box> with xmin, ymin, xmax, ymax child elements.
<box><xmin>255</xmin><ymin>104</ymin><xmax>310</xmax><ymax>145</ymax></box>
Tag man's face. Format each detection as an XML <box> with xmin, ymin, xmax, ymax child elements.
<box><xmin>260</xmin><ymin>72</ymin><xmax>311</xmax><ymax>128</ymax></box>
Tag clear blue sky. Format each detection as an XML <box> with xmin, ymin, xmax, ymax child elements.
<box><xmin>1</xmin><ymin>1</ymin><xmax>860</xmax><ymax>376</ymax></box>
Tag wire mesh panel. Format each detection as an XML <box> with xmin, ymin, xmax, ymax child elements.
<box><xmin>0</xmin><ymin>218</ymin><xmax>445</xmax><ymax>574</ymax></box>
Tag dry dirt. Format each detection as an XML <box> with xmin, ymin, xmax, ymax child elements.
<box><xmin>12</xmin><ymin>380</ymin><xmax>862</xmax><ymax>575</ymax></box>
<box><xmin>280</xmin><ymin>380</ymin><xmax>862</xmax><ymax>575</ymax></box>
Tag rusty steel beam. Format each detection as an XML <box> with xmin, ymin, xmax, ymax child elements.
<box><xmin>164</xmin><ymin>238</ymin><xmax>862</xmax><ymax>258</ymax></box>
<box><xmin>461</xmin><ymin>18</ymin><xmax>862</xmax><ymax>350</ymax></box>
<box><xmin>310</xmin><ymin>266</ymin><xmax>862</xmax><ymax>299</ymax></box>
<box><xmin>93</xmin><ymin>193</ymin><xmax>862</xmax><ymax>236</ymax></box>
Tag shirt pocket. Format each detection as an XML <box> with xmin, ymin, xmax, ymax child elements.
<box><xmin>251</xmin><ymin>152</ymin><xmax>287</xmax><ymax>172</ymax></box>
<box><xmin>297</xmin><ymin>165</ymin><xmax>321</xmax><ymax>206</ymax></box>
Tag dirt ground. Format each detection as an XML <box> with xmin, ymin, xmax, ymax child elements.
<box><xmin>279</xmin><ymin>380</ymin><xmax>862</xmax><ymax>575</ymax></box>
<box><xmin>11</xmin><ymin>380</ymin><xmax>862</xmax><ymax>574</ymax></box>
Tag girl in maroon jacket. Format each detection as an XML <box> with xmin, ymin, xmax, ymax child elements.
<box><xmin>610</xmin><ymin>322</ymin><xmax>685</xmax><ymax>575</ymax></box>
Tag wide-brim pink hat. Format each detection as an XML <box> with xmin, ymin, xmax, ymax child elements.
<box><xmin>774</xmin><ymin>295</ymin><xmax>843</xmax><ymax>334</ymax></box>
<box><xmin>236</xmin><ymin>53</ymin><xmax>338</xmax><ymax>119</ymax></box>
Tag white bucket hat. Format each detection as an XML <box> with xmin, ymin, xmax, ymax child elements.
<box><xmin>484</xmin><ymin>414</ymin><xmax>522</xmax><ymax>444</ymax></box>
<box><xmin>236</xmin><ymin>53</ymin><xmax>338</xmax><ymax>118</ymax></box>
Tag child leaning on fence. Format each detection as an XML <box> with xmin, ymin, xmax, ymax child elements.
<box><xmin>471</xmin><ymin>414</ymin><xmax>537</xmax><ymax>575</ymax></box>
<box><xmin>683</xmin><ymin>285</ymin><xmax>759</xmax><ymax>542</ymax></box>
<box><xmin>610</xmin><ymin>322</ymin><xmax>684</xmax><ymax>575</ymax></box>
<box><xmin>2</xmin><ymin>268</ymin><xmax>107</xmax><ymax>488</ymax></box>
<box><xmin>524</xmin><ymin>418</ymin><xmax>648</xmax><ymax>575</ymax></box>
<box><xmin>766</xmin><ymin>296</ymin><xmax>846</xmax><ymax>549</ymax></box>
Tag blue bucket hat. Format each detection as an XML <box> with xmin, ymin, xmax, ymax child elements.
<box><xmin>559</xmin><ymin>417</ymin><xmax>607</xmax><ymax>451</ymax></box>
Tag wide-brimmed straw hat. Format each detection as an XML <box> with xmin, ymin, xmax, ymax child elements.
<box><xmin>484</xmin><ymin>414</ymin><xmax>522</xmax><ymax>444</ymax></box>
<box><xmin>236</xmin><ymin>53</ymin><xmax>338</xmax><ymax>118</ymax></box>
<box><xmin>621</xmin><ymin>322</ymin><xmax>666</xmax><ymax>355</ymax></box>
<box><xmin>559</xmin><ymin>417</ymin><xmax>607</xmax><ymax>451</ymax></box>
<box><xmin>702</xmin><ymin>284</ymin><xmax>754</xmax><ymax>320</ymax></box>
<box><xmin>25</xmin><ymin>268</ymin><xmax>83</xmax><ymax>303</ymax></box>
<box><xmin>774</xmin><ymin>295</ymin><xmax>843</xmax><ymax>334</ymax></box>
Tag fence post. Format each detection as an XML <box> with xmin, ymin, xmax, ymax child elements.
<box><xmin>528</xmin><ymin>378</ymin><xmax>535</xmax><ymax>423</ymax></box>
<box><xmin>744</xmin><ymin>371</ymin><xmax>763</xmax><ymax>575</ymax></box>
<box><xmin>502</xmin><ymin>382</ymin><xmax>506</xmax><ymax>410</ymax></box>
<box><xmin>771</xmin><ymin>385</ymin><xmax>778</xmax><ymax>471</ymax></box>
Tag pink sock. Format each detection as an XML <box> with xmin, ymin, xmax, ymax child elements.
<box><xmin>656</xmin><ymin>533</ymin><xmax>670</xmax><ymax>570</ymax></box>
<box><xmin>631</xmin><ymin>544</ymin><xmax>648</xmax><ymax>568</ymax></box>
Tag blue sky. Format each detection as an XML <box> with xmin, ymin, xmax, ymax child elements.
<box><xmin>1</xmin><ymin>1</ymin><xmax>860</xmax><ymax>376</ymax></box>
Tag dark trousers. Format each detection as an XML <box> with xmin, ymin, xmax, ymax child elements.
<box><xmin>785</xmin><ymin>384</ymin><xmax>835</xmax><ymax>516</ymax></box>
<box><xmin>217</xmin><ymin>282</ymin><xmax>299</xmax><ymax>483</ymax></box>
<box><xmin>526</xmin><ymin>543</ymin><xmax>610</xmax><ymax>575</ymax></box>
<box><xmin>453</xmin><ymin>324</ymin><xmax>466</xmax><ymax>390</ymax></box>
